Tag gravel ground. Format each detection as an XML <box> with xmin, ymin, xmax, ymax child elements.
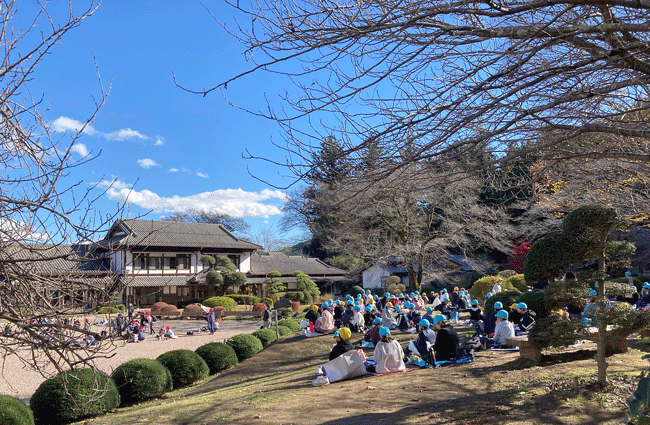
<box><xmin>0</xmin><ymin>316</ymin><xmax>262</xmax><ymax>403</ymax></box>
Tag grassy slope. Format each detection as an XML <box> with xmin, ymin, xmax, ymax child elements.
<box><xmin>84</xmin><ymin>328</ymin><xmax>647</xmax><ymax>425</ymax></box>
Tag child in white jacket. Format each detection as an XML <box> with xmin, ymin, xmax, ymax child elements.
<box><xmin>493</xmin><ymin>310</ymin><xmax>515</xmax><ymax>345</ymax></box>
<box><xmin>373</xmin><ymin>327</ymin><xmax>406</xmax><ymax>374</ymax></box>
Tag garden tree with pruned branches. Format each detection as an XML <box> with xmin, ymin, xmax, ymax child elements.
<box><xmin>0</xmin><ymin>0</ymin><xmax>133</xmax><ymax>378</ymax></box>
<box><xmin>202</xmin><ymin>256</ymin><xmax>247</xmax><ymax>296</ymax></box>
<box><xmin>525</xmin><ymin>205</ymin><xmax>638</xmax><ymax>385</ymax></box>
<box><xmin>180</xmin><ymin>0</ymin><xmax>650</xmax><ymax>193</ymax></box>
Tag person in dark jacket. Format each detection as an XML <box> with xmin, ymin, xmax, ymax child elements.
<box><xmin>410</xmin><ymin>319</ymin><xmax>437</xmax><ymax>365</ymax></box>
<box><xmin>432</xmin><ymin>314</ymin><xmax>459</xmax><ymax>362</ymax></box>
<box><xmin>513</xmin><ymin>302</ymin><xmax>536</xmax><ymax>334</ymax></box>
<box><xmin>342</xmin><ymin>302</ymin><xmax>355</xmax><ymax>328</ymax></box>
<box><xmin>365</xmin><ymin>317</ymin><xmax>383</xmax><ymax>345</ymax></box>
<box><xmin>333</xmin><ymin>300</ymin><xmax>345</xmax><ymax>328</ymax></box>
<box><xmin>468</xmin><ymin>300</ymin><xmax>483</xmax><ymax>322</ymax></box>
<box><xmin>483</xmin><ymin>301</ymin><xmax>504</xmax><ymax>336</ymax></box>
<box><xmin>329</xmin><ymin>327</ymin><xmax>354</xmax><ymax>361</ymax></box>
<box><xmin>305</xmin><ymin>304</ymin><xmax>320</xmax><ymax>324</ymax></box>
<box><xmin>434</xmin><ymin>300</ymin><xmax>451</xmax><ymax>318</ymax></box>
<box><xmin>395</xmin><ymin>305</ymin><xmax>410</xmax><ymax>331</ymax></box>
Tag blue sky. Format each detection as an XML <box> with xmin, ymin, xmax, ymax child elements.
<box><xmin>17</xmin><ymin>1</ymin><xmax>305</xmax><ymax>241</ymax></box>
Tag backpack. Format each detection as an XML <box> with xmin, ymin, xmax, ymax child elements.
<box><xmin>458</xmin><ymin>336</ymin><xmax>482</xmax><ymax>358</ymax></box>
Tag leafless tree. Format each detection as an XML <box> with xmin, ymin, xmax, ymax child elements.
<box><xmin>161</xmin><ymin>209</ymin><xmax>251</xmax><ymax>234</ymax></box>
<box><xmin>0</xmin><ymin>1</ymin><xmax>127</xmax><ymax>378</ymax></box>
<box><xmin>182</xmin><ymin>0</ymin><xmax>650</xmax><ymax>193</ymax></box>
<box><xmin>315</xmin><ymin>163</ymin><xmax>514</xmax><ymax>291</ymax></box>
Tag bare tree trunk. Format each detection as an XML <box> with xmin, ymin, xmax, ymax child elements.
<box><xmin>596</xmin><ymin>246</ymin><xmax>608</xmax><ymax>385</ymax></box>
<box><xmin>406</xmin><ymin>263</ymin><xmax>420</xmax><ymax>292</ymax></box>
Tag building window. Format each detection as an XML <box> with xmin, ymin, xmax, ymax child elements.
<box><xmin>163</xmin><ymin>286</ymin><xmax>171</xmax><ymax>295</ymax></box>
<box><xmin>134</xmin><ymin>255</ymin><xmax>147</xmax><ymax>270</ymax></box>
<box><xmin>163</xmin><ymin>257</ymin><xmax>177</xmax><ymax>270</ymax></box>
<box><xmin>176</xmin><ymin>286</ymin><xmax>189</xmax><ymax>297</ymax></box>
<box><xmin>176</xmin><ymin>255</ymin><xmax>190</xmax><ymax>270</ymax></box>
<box><xmin>228</xmin><ymin>255</ymin><xmax>240</xmax><ymax>270</ymax></box>
<box><xmin>148</xmin><ymin>257</ymin><xmax>161</xmax><ymax>270</ymax></box>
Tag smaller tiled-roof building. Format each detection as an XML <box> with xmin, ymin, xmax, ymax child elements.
<box><xmin>247</xmin><ymin>252</ymin><xmax>349</xmax><ymax>295</ymax></box>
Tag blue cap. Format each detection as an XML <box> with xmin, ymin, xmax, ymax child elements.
<box><xmin>496</xmin><ymin>310</ymin><xmax>509</xmax><ymax>320</ymax></box>
<box><xmin>321</xmin><ymin>302</ymin><xmax>329</xmax><ymax>309</ymax></box>
<box><xmin>441</xmin><ymin>289</ymin><xmax>447</xmax><ymax>293</ymax></box>
<box><xmin>589</xmin><ymin>290</ymin><xmax>597</xmax><ymax>296</ymax></box>
<box><xmin>433</xmin><ymin>314</ymin><xmax>447</xmax><ymax>326</ymax></box>
<box><xmin>472</xmin><ymin>300</ymin><xmax>478</xmax><ymax>306</ymax></box>
<box><xmin>516</xmin><ymin>302</ymin><xmax>527</xmax><ymax>309</ymax></box>
<box><xmin>374</xmin><ymin>317</ymin><xmax>382</xmax><ymax>325</ymax></box>
<box><xmin>366</xmin><ymin>289</ymin><xmax>371</xmax><ymax>293</ymax></box>
<box><xmin>594</xmin><ymin>282</ymin><xmax>598</xmax><ymax>287</ymax></box>
<box><xmin>379</xmin><ymin>326</ymin><xmax>390</xmax><ymax>336</ymax></box>
<box><xmin>626</xmin><ymin>271</ymin><xmax>632</xmax><ymax>276</ymax></box>
<box><xmin>365</xmin><ymin>305</ymin><xmax>372</xmax><ymax>312</ymax></box>
<box><xmin>644</xmin><ymin>282</ymin><xmax>650</xmax><ymax>289</ymax></box>
<box><xmin>357</xmin><ymin>294</ymin><xmax>362</xmax><ymax>298</ymax></box>
<box><xmin>494</xmin><ymin>301</ymin><xmax>503</xmax><ymax>309</ymax></box>
<box><xmin>336</xmin><ymin>300</ymin><xmax>341</xmax><ymax>305</ymax></box>
<box><xmin>354</xmin><ymin>301</ymin><xmax>360</xmax><ymax>306</ymax></box>
<box><xmin>333</xmin><ymin>330</ymin><xmax>339</xmax><ymax>337</ymax></box>
<box><xmin>426</xmin><ymin>307</ymin><xmax>433</xmax><ymax>312</ymax></box>
<box><xmin>415</xmin><ymin>291</ymin><xmax>419</xmax><ymax>294</ymax></box>
<box><xmin>346</xmin><ymin>294</ymin><xmax>351</xmax><ymax>298</ymax></box>
<box><xmin>329</xmin><ymin>299</ymin><xmax>333</xmax><ymax>303</ymax></box>
<box><xmin>419</xmin><ymin>319</ymin><xmax>430</xmax><ymax>327</ymax></box>
<box><xmin>486</xmin><ymin>292</ymin><xmax>492</xmax><ymax>298</ymax></box>
<box><xmin>353</xmin><ymin>305</ymin><xmax>361</xmax><ymax>311</ymax></box>
<box><xmin>347</xmin><ymin>300</ymin><xmax>354</xmax><ymax>305</ymax></box>
<box><xmin>373</xmin><ymin>295</ymin><xmax>378</xmax><ymax>299</ymax></box>
<box><xmin>395</xmin><ymin>305</ymin><xmax>401</xmax><ymax>312</ymax></box>
<box><xmin>385</xmin><ymin>293</ymin><xmax>390</xmax><ymax>297</ymax></box>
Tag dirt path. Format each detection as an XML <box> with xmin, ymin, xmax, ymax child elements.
<box><xmin>86</xmin><ymin>328</ymin><xmax>647</xmax><ymax>425</ymax></box>
<box><xmin>0</xmin><ymin>318</ymin><xmax>261</xmax><ymax>403</ymax></box>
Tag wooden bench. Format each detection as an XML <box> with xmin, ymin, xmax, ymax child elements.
<box><xmin>505</xmin><ymin>326</ymin><xmax>628</xmax><ymax>363</ymax></box>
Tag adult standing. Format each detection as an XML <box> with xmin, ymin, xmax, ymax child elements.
<box><xmin>127</xmin><ymin>302</ymin><xmax>135</xmax><ymax>322</ymax></box>
<box><xmin>205</xmin><ymin>308</ymin><xmax>217</xmax><ymax>334</ymax></box>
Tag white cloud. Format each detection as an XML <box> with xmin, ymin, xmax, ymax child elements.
<box><xmin>105</xmin><ymin>128</ymin><xmax>149</xmax><ymax>141</ymax></box>
<box><xmin>196</xmin><ymin>172</ymin><xmax>209</xmax><ymax>179</ymax></box>
<box><xmin>70</xmin><ymin>143</ymin><xmax>89</xmax><ymax>157</ymax></box>
<box><xmin>154</xmin><ymin>137</ymin><xmax>165</xmax><ymax>146</ymax></box>
<box><xmin>102</xmin><ymin>180</ymin><xmax>286</xmax><ymax>218</ymax></box>
<box><xmin>168</xmin><ymin>168</ymin><xmax>179</xmax><ymax>172</ymax></box>
<box><xmin>51</xmin><ymin>117</ymin><xmax>97</xmax><ymax>135</ymax></box>
<box><xmin>137</xmin><ymin>158</ymin><xmax>161</xmax><ymax>169</ymax></box>
<box><xmin>0</xmin><ymin>219</ymin><xmax>49</xmax><ymax>242</ymax></box>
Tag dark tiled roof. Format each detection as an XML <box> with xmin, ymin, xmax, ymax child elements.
<box><xmin>101</xmin><ymin>219</ymin><xmax>262</xmax><ymax>251</ymax></box>
<box><xmin>123</xmin><ymin>276</ymin><xmax>193</xmax><ymax>288</ymax></box>
<box><xmin>3</xmin><ymin>243</ymin><xmax>110</xmax><ymax>274</ymax></box>
<box><xmin>248</xmin><ymin>252</ymin><xmax>347</xmax><ymax>277</ymax></box>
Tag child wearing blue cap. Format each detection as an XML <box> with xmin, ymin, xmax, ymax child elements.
<box><xmin>395</xmin><ymin>305</ymin><xmax>410</xmax><ymax>331</ymax></box>
<box><xmin>468</xmin><ymin>299</ymin><xmax>483</xmax><ymax>322</ymax></box>
<box><xmin>513</xmin><ymin>303</ymin><xmax>535</xmax><ymax>335</ymax></box>
<box><xmin>483</xmin><ymin>301</ymin><xmax>505</xmax><ymax>336</ymax></box>
<box><xmin>365</xmin><ymin>317</ymin><xmax>383</xmax><ymax>345</ymax></box>
<box><xmin>373</xmin><ymin>327</ymin><xmax>406</xmax><ymax>374</ymax></box>
<box><xmin>314</xmin><ymin>302</ymin><xmax>335</xmax><ymax>333</ymax></box>
<box><xmin>363</xmin><ymin>305</ymin><xmax>376</xmax><ymax>329</ymax></box>
<box><xmin>349</xmin><ymin>305</ymin><xmax>365</xmax><ymax>332</ymax></box>
<box><xmin>432</xmin><ymin>314</ymin><xmax>459</xmax><ymax>361</ymax></box>
<box><xmin>492</xmin><ymin>310</ymin><xmax>515</xmax><ymax>346</ymax></box>
<box><xmin>405</xmin><ymin>319</ymin><xmax>437</xmax><ymax>365</ymax></box>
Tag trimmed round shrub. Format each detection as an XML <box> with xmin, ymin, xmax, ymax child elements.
<box><xmin>227</xmin><ymin>334</ymin><xmax>263</xmax><ymax>361</ymax></box>
<box><xmin>252</xmin><ymin>303</ymin><xmax>267</xmax><ymax>312</ymax></box>
<box><xmin>117</xmin><ymin>304</ymin><xmax>126</xmax><ymax>311</ymax></box>
<box><xmin>529</xmin><ymin>316</ymin><xmax>588</xmax><ymax>350</ymax></box>
<box><xmin>277</xmin><ymin>308</ymin><xmax>292</xmax><ymax>318</ymax></box>
<box><xmin>505</xmin><ymin>274</ymin><xmax>528</xmax><ymax>292</ymax></box>
<box><xmin>156</xmin><ymin>350</ymin><xmax>209</xmax><ymax>389</ymax></box>
<box><xmin>0</xmin><ymin>395</ymin><xmax>34</xmax><ymax>425</ymax></box>
<box><xmin>111</xmin><ymin>358</ymin><xmax>172</xmax><ymax>406</ymax></box>
<box><xmin>203</xmin><ymin>296</ymin><xmax>236</xmax><ymax>311</ymax></box>
<box><xmin>195</xmin><ymin>342</ymin><xmax>239</xmax><ymax>375</ymax></box>
<box><xmin>160</xmin><ymin>304</ymin><xmax>179</xmax><ymax>314</ymax></box>
<box><xmin>252</xmin><ymin>329</ymin><xmax>278</xmax><ymax>347</ymax></box>
<box><xmin>214</xmin><ymin>306</ymin><xmax>226</xmax><ymax>317</ymax></box>
<box><xmin>517</xmin><ymin>290</ymin><xmax>550</xmax><ymax>319</ymax></box>
<box><xmin>150</xmin><ymin>301</ymin><xmax>169</xmax><ymax>313</ymax></box>
<box><xmin>181</xmin><ymin>304</ymin><xmax>204</xmax><ymax>317</ymax></box>
<box><xmin>97</xmin><ymin>306</ymin><xmax>119</xmax><ymax>314</ymax></box>
<box><xmin>278</xmin><ymin>319</ymin><xmax>301</xmax><ymax>332</ymax></box>
<box><xmin>30</xmin><ymin>368</ymin><xmax>120</xmax><ymax>424</ymax></box>
<box><xmin>349</xmin><ymin>285</ymin><xmax>364</xmax><ymax>297</ymax></box>
<box><xmin>484</xmin><ymin>290</ymin><xmax>522</xmax><ymax>315</ymax></box>
<box><xmin>277</xmin><ymin>325</ymin><xmax>292</xmax><ymax>336</ymax></box>
<box><xmin>469</xmin><ymin>276</ymin><xmax>515</xmax><ymax>302</ymax></box>
<box><xmin>498</xmin><ymin>269</ymin><xmax>518</xmax><ymax>279</ymax></box>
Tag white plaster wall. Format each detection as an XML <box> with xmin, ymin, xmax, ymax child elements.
<box><xmin>240</xmin><ymin>252</ymin><xmax>252</xmax><ymax>273</ymax></box>
<box><xmin>362</xmin><ymin>265</ymin><xmax>389</xmax><ymax>289</ymax></box>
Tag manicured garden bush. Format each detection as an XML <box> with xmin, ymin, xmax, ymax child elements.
<box><xmin>277</xmin><ymin>308</ymin><xmax>292</xmax><ymax>318</ymax></box>
<box><xmin>505</xmin><ymin>274</ymin><xmax>528</xmax><ymax>292</ymax></box>
<box><xmin>278</xmin><ymin>319</ymin><xmax>301</xmax><ymax>332</ymax></box>
<box><xmin>469</xmin><ymin>276</ymin><xmax>515</xmax><ymax>302</ymax></box>
<box><xmin>349</xmin><ymin>285</ymin><xmax>364</xmax><ymax>297</ymax></box>
<box><xmin>150</xmin><ymin>301</ymin><xmax>169</xmax><ymax>313</ymax></box>
<box><xmin>203</xmin><ymin>296</ymin><xmax>236</xmax><ymax>311</ymax></box>
<box><xmin>529</xmin><ymin>317</ymin><xmax>588</xmax><ymax>350</ymax></box>
<box><xmin>111</xmin><ymin>358</ymin><xmax>173</xmax><ymax>405</ymax></box>
<box><xmin>227</xmin><ymin>334</ymin><xmax>263</xmax><ymax>361</ymax></box>
<box><xmin>214</xmin><ymin>306</ymin><xmax>226</xmax><ymax>317</ymax></box>
<box><xmin>277</xmin><ymin>325</ymin><xmax>292</xmax><ymax>336</ymax></box>
<box><xmin>160</xmin><ymin>304</ymin><xmax>179</xmax><ymax>314</ymax></box>
<box><xmin>156</xmin><ymin>350</ymin><xmax>209</xmax><ymax>389</ymax></box>
<box><xmin>252</xmin><ymin>303</ymin><xmax>267</xmax><ymax>312</ymax></box>
<box><xmin>263</xmin><ymin>297</ymin><xmax>273</xmax><ymax>306</ymax></box>
<box><xmin>117</xmin><ymin>303</ymin><xmax>126</xmax><ymax>311</ymax></box>
<box><xmin>483</xmin><ymin>290</ymin><xmax>521</xmax><ymax>315</ymax></box>
<box><xmin>0</xmin><ymin>394</ymin><xmax>34</xmax><ymax>425</ymax></box>
<box><xmin>227</xmin><ymin>294</ymin><xmax>263</xmax><ymax>305</ymax></box>
<box><xmin>291</xmin><ymin>301</ymin><xmax>301</xmax><ymax>312</ymax></box>
<box><xmin>181</xmin><ymin>304</ymin><xmax>204</xmax><ymax>317</ymax></box>
<box><xmin>30</xmin><ymin>368</ymin><xmax>120</xmax><ymax>424</ymax></box>
<box><xmin>252</xmin><ymin>329</ymin><xmax>278</xmax><ymax>348</ymax></box>
<box><xmin>195</xmin><ymin>342</ymin><xmax>239</xmax><ymax>375</ymax></box>
<box><xmin>174</xmin><ymin>297</ymin><xmax>208</xmax><ymax>308</ymax></box>
<box><xmin>516</xmin><ymin>290</ymin><xmax>550</xmax><ymax>319</ymax></box>
<box><xmin>97</xmin><ymin>306</ymin><xmax>119</xmax><ymax>314</ymax></box>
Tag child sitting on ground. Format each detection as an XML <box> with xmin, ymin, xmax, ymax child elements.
<box><xmin>395</xmin><ymin>305</ymin><xmax>410</xmax><ymax>331</ymax></box>
<box><xmin>365</xmin><ymin>317</ymin><xmax>383</xmax><ymax>345</ymax></box>
<box><xmin>468</xmin><ymin>299</ymin><xmax>483</xmax><ymax>322</ymax></box>
<box><xmin>492</xmin><ymin>310</ymin><xmax>515</xmax><ymax>347</ymax></box>
<box><xmin>373</xmin><ymin>327</ymin><xmax>406</xmax><ymax>374</ymax></box>
<box><xmin>405</xmin><ymin>319</ymin><xmax>437</xmax><ymax>365</ymax></box>
<box><xmin>350</xmin><ymin>305</ymin><xmax>365</xmax><ymax>332</ymax></box>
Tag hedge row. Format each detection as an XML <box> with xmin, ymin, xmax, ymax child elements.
<box><xmin>24</xmin><ymin>320</ymin><xmax>305</xmax><ymax>424</ymax></box>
